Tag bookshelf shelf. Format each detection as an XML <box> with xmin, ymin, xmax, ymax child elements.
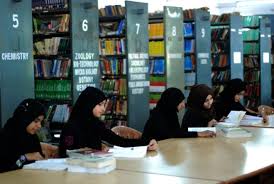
<box><xmin>184</xmin><ymin>19</ymin><xmax>194</xmax><ymax>23</ymax></box>
<box><xmin>243</xmin><ymin>26</ymin><xmax>260</xmax><ymax>29</ymax></box>
<box><xmin>32</xmin><ymin>9</ymin><xmax>69</xmax><ymax>16</ymax></box>
<box><xmin>184</xmin><ymin>36</ymin><xmax>195</xmax><ymax>39</ymax></box>
<box><xmin>149</xmin><ymin>37</ymin><xmax>164</xmax><ymax>41</ymax></box>
<box><xmin>99</xmin><ymin>16</ymin><xmax>125</xmax><ymax>23</ymax></box>
<box><xmin>211</xmin><ymin>22</ymin><xmax>229</xmax><ymax>26</ymax></box>
<box><xmin>212</xmin><ymin>66</ymin><xmax>230</xmax><ymax>71</ymax></box>
<box><xmin>184</xmin><ymin>52</ymin><xmax>195</xmax><ymax>56</ymax></box>
<box><xmin>35</xmin><ymin>77</ymin><xmax>71</xmax><ymax>80</ymax></box>
<box><xmin>243</xmin><ymin>40</ymin><xmax>259</xmax><ymax>43</ymax></box>
<box><xmin>33</xmin><ymin>32</ymin><xmax>70</xmax><ymax>39</ymax></box>
<box><xmin>100</xmin><ymin>54</ymin><xmax>126</xmax><ymax>58</ymax></box>
<box><xmin>99</xmin><ymin>34</ymin><xmax>125</xmax><ymax>39</ymax></box>
<box><xmin>34</xmin><ymin>54</ymin><xmax>71</xmax><ymax>59</ymax></box>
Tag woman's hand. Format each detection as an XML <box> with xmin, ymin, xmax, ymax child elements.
<box><xmin>208</xmin><ymin>119</ymin><xmax>218</xmax><ymax>127</ymax></box>
<box><xmin>25</xmin><ymin>152</ymin><xmax>44</xmax><ymax>161</ymax></box>
<box><xmin>147</xmin><ymin>139</ymin><xmax>158</xmax><ymax>151</ymax></box>
<box><xmin>197</xmin><ymin>130</ymin><xmax>216</xmax><ymax>138</ymax></box>
<box><xmin>41</xmin><ymin>143</ymin><xmax>59</xmax><ymax>158</ymax></box>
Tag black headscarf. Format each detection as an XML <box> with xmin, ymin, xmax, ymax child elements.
<box><xmin>219</xmin><ymin>78</ymin><xmax>246</xmax><ymax>102</ymax></box>
<box><xmin>0</xmin><ymin>99</ymin><xmax>45</xmax><ymax>172</ymax></box>
<box><xmin>156</xmin><ymin>87</ymin><xmax>185</xmax><ymax>113</ymax></box>
<box><xmin>214</xmin><ymin>78</ymin><xmax>247</xmax><ymax>120</ymax></box>
<box><xmin>69</xmin><ymin>87</ymin><xmax>107</xmax><ymax>124</ymax></box>
<box><xmin>187</xmin><ymin>84</ymin><xmax>215</xmax><ymax>121</ymax></box>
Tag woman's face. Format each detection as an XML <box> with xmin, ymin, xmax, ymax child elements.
<box><xmin>26</xmin><ymin>115</ymin><xmax>44</xmax><ymax>134</ymax></box>
<box><xmin>234</xmin><ymin>90</ymin><xmax>245</xmax><ymax>102</ymax></box>
<box><xmin>177</xmin><ymin>100</ymin><xmax>185</xmax><ymax>111</ymax></box>
<box><xmin>93</xmin><ymin>100</ymin><xmax>107</xmax><ymax>118</ymax></box>
<box><xmin>203</xmin><ymin>95</ymin><xmax>213</xmax><ymax>109</ymax></box>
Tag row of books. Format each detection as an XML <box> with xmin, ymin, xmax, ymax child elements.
<box><xmin>244</xmin><ymin>56</ymin><xmax>259</xmax><ymax>68</ymax></box>
<box><xmin>149</xmin><ymin>23</ymin><xmax>164</xmax><ymax>39</ymax></box>
<box><xmin>99</xmin><ymin>38</ymin><xmax>126</xmax><ymax>55</ymax></box>
<box><xmin>211</xmin><ymin>14</ymin><xmax>230</xmax><ymax>23</ymax></box>
<box><xmin>211</xmin><ymin>42</ymin><xmax>228</xmax><ymax>53</ymax></box>
<box><xmin>35</xmin><ymin>91</ymin><xmax>71</xmax><ymax>100</ymax></box>
<box><xmin>184</xmin><ymin>23</ymin><xmax>194</xmax><ymax>37</ymax></box>
<box><xmin>104</xmin><ymin>97</ymin><xmax>127</xmax><ymax>116</ymax></box>
<box><xmin>34</xmin><ymin>58</ymin><xmax>71</xmax><ymax>78</ymax></box>
<box><xmin>150</xmin><ymin>76</ymin><xmax>166</xmax><ymax>93</ymax></box>
<box><xmin>32</xmin><ymin>0</ymin><xmax>68</xmax><ymax>11</ymax></box>
<box><xmin>183</xmin><ymin>9</ymin><xmax>194</xmax><ymax>20</ymax></box>
<box><xmin>100</xmin><ymin>79</ymin><xmax>127</xmax><ymax>96</ymax></box>
<box><xmin>184</xmin><ymin>40</ymin><xmax>195</xmax><ymax>53</ymax></box>
<box><xmin>99</xmin><ymin>20</ymin><xmax>125</xmax><ymax>37</ymax></box>
<box><xmin>243</xmin><ymin>43</ymin><xmax>259</xmax><ymax>55</ymax></box>
<box><xmin>100</xmin><ymin>58</ymin><xmax>126</xmax><ymax>75</ymax></box>
<box><xmin>99</xmin><ymin>5</ymin><xmax>125</xmax><ymax>17</ymax></box>
<box><xmin>34</xmin><ymin>37</ymin><xmax>70</xmax><ymax>55</ymax></box>
<box><xmin>243</xmin><ymin>16</ymin><xmax>259</xmax><ymax>27</ymax></box>
<box><xmin>211</xmin><ymin>28</ymin><xmax>229</xmax><ymax>40</ymax></box>
<box><xmin>246</xmin><ymin>83</ymin><xmax>260</xmax><ymax>97</ymax></box>
<box><xmin>149</xmin><ymin>41</ymin><xmax>164</xmax><ymax>56</ymax></box>
<box><xmin>185</xmin><ymin>55</ymin><xmax>196</xmax><ymax>71</ymax></box>
<box><xmin>212</xmin><ymin>71</ymin><xmax>230</xmax><ymax>82</ymax></box>
<box><xmin>149</xmin><ymin>93</ymin><xmax>161</xmax><ymax>109</ymax></box>
<box><xmin>244</xmin><ymin>71</ymin><xmax>260</xmax><ymax>82</ymax></box>
<box><xmin>149</xmin><ymin>59</ymin><xmax>165</xmax><ymax>74</ymax></box>
<box><xmin>33</xmin><ymin>14</ymin><xmax>69</xmax><ymax>34</ymax></box>
<box><xmin>185</xmin><ymin>72</ymin><xmax>196</xmax><ymax>86</ymax></box>
<box><xmin>243</xmin><ymin>30</ymin><xmax>259</xmax><ymax>41</ymax></box>
<box><xmin>51</xmin><ymin>104</ymin><xmax>70</xmax><ymax>123</ymax></box>
<box><xmin>211</xmin><ymin>55</ymin><xmax>228</xmax><ymax>67</ymax></box>
<box><xmin>35</xmin><ymin>80</ymin><xmax>71</xmax><ymax>92</ymax></box>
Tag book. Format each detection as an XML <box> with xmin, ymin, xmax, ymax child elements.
<box><xmin>219</xmin><ymin>127</ymin><xmax>252</xmax><ymax>138</ymax></box>
<box><xmin>188</xmin><ymin>127</ymin><xmax>216</xmax><ymax>133</ymax></box>
<box><xmin>109</xmin><ymin>146</ymin><xmax>147</xmax><ymax>159</ymax></box>
<box><xmin>224</xmin><ymin>111</ymin><xmax>246</xmax><ymax>125</ymax></box>
<box><xmin>239</xmin><ymin>115</ymin><xmax>263</xmax><ymax>126</ymax></box>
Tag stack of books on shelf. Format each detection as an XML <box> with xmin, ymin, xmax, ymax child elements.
<box><xmin>35</xmin><ymin>80</ymin><xmax>71</xmax><ymax>100</ymax></box>
<box><xmin>34</xmin><ymin>58</ymin><xmax>71</xmax><ymax>78</ymax></box>
<box><xmin>99</xmin><ymin>19</ymin><xmax>125</xmax><ymax>37</ymax></box>
<box><xmin>184</xmin><ymin>55</ymin><xmax>195</xmax><ymax>71</ymax></box>
<box><xmin>99</xmin><ymin>5</ymin><xmax>125</xmax><ymax>17</ymax></box>
<box><xmin>33</xmin><ymin>14</ymin><xmax>69</xmax><ymax>34</ymax></box>
<box><xmin>149</xmin><ymin>41</ymin><xmax>164</xmax><ymax>56</ymax></box>
<box><xmin>183</xmin><ymin>9</ymin><xmax>194</xmax><ymax>20</ymax></box>
<box><xmin>211</xmin><ymin>55</ymin><xmax>228</xmax><ymax>68</ymax></box>
<box><xmin>34</xmin><ymin>37</ymin><xmax>70</xmax><ymax>56</ymax></box>
<box><xmin>149</xmin><ymin>23</ymin><xmax>164</xmax><ymax>39</ymax></box>
<box><xmin>212</xmin><ymin>71</ymin><xmax>230</xmax><ymax>83</ymax></box>
<box><xmin>211</xmin><ymin>28</ymin><xmax>229</xmax><ymax>40</ymax></box>
<box><xmin>32</xmin><ymin>0</ymin><xmax>68</xmax><ymax>11</ymax></box>
<box><xmin>184</xmin><ymin>40</ymin><xmax>195</xmax><ymax>53</ymax></box>
<box><xmin>149</xmin><ymin>59</ymin><xmax>165</xmax><ymax>74</ymax></box>
<box><xmin>100</xmin><ymin>79</ymin><xmax>127</xmax><ymax>96</ymax></box>
<box><xmin>100</xmin><ymin>57</ymin><xmax>126</xmax><ymax>75</ymax></box>
<box><xmin>184</xmin><ymin>23</ymin><xmax>194</xmax><ymax>37</ymax></box>
<box><xmin>211</xmin><ymin>14</ymin><xmax>230</xmax><ymax>24</ymax></box>
<box><xmin>211</xmin><ymin>42</ymin><xmax>228</xmax><ymax>54</ymax></box>
<box><xmin>99</xmin><ymin>38</ymin><xmax>126</xmax><ymax>55</ymax></box>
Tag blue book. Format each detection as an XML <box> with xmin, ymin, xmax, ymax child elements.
<box><xmin>184</xmin><ymin>56</ymin><xmax>192</xmax><ymax>70</ymax></box>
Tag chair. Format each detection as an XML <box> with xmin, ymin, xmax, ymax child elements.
<box><xmin>111</xmin><ymin>126</ymin><xmax>142</xmax><ymax>139</ymax></box>
<box><xmin>258</xmin><ymin>105</ymin><xmax>274</xmax><ymax>116</ymax></box>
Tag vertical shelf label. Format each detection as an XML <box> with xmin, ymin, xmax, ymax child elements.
<box><xmin>71</xmin><ymin>0</ymin><xmax>99</xmax><ymax>102</ymax></box>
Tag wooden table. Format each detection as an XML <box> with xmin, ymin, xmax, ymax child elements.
<box><xmin>0</xmin><ymin>169</ymin><xmax>216</xmax><ymax>184</ymax></box>
<box><xmin>117</xmin><ymin>127</ymin><xmax>274</xmax><ymax>183</ymax></box>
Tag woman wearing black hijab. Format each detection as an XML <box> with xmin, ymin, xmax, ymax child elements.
<box><xmin>59</xmin><ymin>87</ymin><xmax>157</xmax><ymax>157</ymax></box>
<box><xmin>214</xmin><ymin>78</ymin><xmax>258</xmax><ymax>121</ymax></box>
<box><xmin>0</xmin><ymin>99</ymin><xmax>46</xmax><ymax>173</ymax></box>
<box><xmin>142</xmin><ymin>87</ymin><xmax>214</xmax><ymax>141</ymax></box>
<box><xmin>181</xmin><ymin>84</ymin><xmax>217</xmax><ymax>130</ymax></box>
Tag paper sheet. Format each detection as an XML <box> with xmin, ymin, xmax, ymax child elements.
<box><xmin>109</xmin><ymin>146</ymin><xmax>147</xmax><ymax>159</ymax></box>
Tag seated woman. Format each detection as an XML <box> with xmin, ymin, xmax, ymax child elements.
<box><xmin>59</xmin><ymin>87</ymin><xmax>157</xmax><ymax>157</ymax></box>
<box><xmin>181</xmin><ymin>84</ymin><xmax>218</xmax><ymax>130</ymax></box>
<box><xmin>142</xmin><ymin>87</ymin><xmax>214</xmax><ymax>141</ymax></box>
<box><xmin>0</xmin><ymin>99</ymin><xmax>57</xmax><ymax>173</ymax></box>
<box><xmin>214</xmin><ymin>78</ymin><xmax>258</xmax><ymax>121</ymax></box>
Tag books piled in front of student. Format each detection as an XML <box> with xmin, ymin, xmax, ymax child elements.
<box><xmin>218</xmin><ymin>126</ymin><xmax>252</xmax><ymax>138</ymax></box>
<box><xmin>66</xmin><ymin>149</ymin><xmax>116</xmax><ymax>174</ymax></box>
<box><xmin>24</xmin><ymin>149</ymin><xmax>116</xmax><ymax>174</ymax></box>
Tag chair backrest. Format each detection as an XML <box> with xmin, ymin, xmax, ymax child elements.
<box><xmin>258</xmin><ymin>105</ymin><xmax>274</xmax><ymax>116</ymax></box>
<box><xmin>111</xmin><ymin>126</ymin><xmax>142</xmax><ymax>139</ymax></box>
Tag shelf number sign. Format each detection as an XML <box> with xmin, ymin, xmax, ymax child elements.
<box><xmin>201</xmin><ymin>28</ymin><xmax>205</xmax><ymax>38</ymax></box>
<box><xmin>135</xmin><ymin>23</ymin><xmax>140</xmax><ymax>35</ymax></box>
<box><xmin>82</xmin><ymin>19</ymin><xmax>88</xmax><ymax>32</ymax></box>
<box><xmin>12</xmin><ymin>14</ymin><xmax>19</xmax><ymax>28</ymax></box>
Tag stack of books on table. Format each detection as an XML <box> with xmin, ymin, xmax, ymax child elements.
<box><xmin>66</xmin><ymin>148</ymin><xmax>116</xmax><ymax>174</ymax></box>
